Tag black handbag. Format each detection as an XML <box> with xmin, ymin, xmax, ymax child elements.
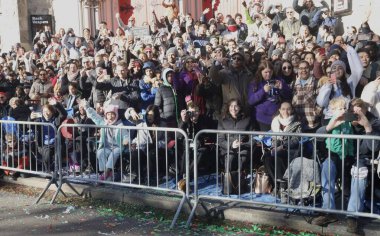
<box><xmin>221</xmin><ymin>171</ymin><xmax>248</xmax><ymax>195</ymax></box>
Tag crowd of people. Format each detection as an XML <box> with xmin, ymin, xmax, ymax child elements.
<box><xmin>1</xmin><ymin>0</ymin><xmax>380</xmax><ymax>233</ymax></box>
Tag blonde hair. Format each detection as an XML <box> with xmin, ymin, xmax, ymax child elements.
<box><xmin>318</xmin><ymin>76</ymin><xmax>330</xmax><ymax>87</ymax></box>
<box><xmin>329</xmin><ymin>97</ymin><xmax>347</xmax><ymax>110</ymax></box>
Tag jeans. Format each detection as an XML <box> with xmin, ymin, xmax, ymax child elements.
<box><xmin>96</xmin><ymin>147</ymin><xmax>121</xmax><ymax>172</ymax></box>
<box><xmin>321</xmin><ymin>157</ymin><xmax>367</xmax><ymax>213</ymax></box>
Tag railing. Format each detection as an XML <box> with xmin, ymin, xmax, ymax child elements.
<box><xmin>186</xmin><ymin>130</ymin><xmax>380</xmax><ymax>227</ymax></box>
<box><xmin>55</xmin><ymin>123</ymin><xmax>190</xmax><ymax>228</ymax></box>
<box><xmin>2</xmin><ymin>119</ymin><xmax>380</xmax><ymax>229</ymax></box>
<box><xmin>0</xmin><ymin>119</ymin><xmax>58</xmax><ymax>203</ymax></box>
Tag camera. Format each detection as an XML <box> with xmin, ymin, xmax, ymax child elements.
<box><xmin>268</xmin><ymin>79</ymin><xmax>280</xmax><ymax>96</ymax></box>
<box><xmin>186</xmin><ymin>110</ymin><xmax>195</xmax><ymax>118</ymax></box>
<box><xmin>344</xmin><ymin>112</ymin><xmax>358</xmax><ymax>122</ymax></box>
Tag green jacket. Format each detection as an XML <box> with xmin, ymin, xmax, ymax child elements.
<box><xmin>326</xmin><ymin>121</ymin><xmax>354</xmax><ymax>159</ymax></box>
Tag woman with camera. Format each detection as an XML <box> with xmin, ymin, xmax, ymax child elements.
<box><xmin>248</xmin><ymin>60</ymin><xmax>292</xmax><ymax>131</ymax></box>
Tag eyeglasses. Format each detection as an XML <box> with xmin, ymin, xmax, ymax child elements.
<box><xmin>232</xmin><ymin>57</ymin><xmax>243</xmax><ymax>61</ymax></box>
<box><xmin>282</xmin><ymin>66</ymin><xmax>292</xmax><ymax>70</ymax></box>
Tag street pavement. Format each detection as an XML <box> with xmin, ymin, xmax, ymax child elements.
<box><xmin>0</xmin><ymin>182</ymin><xmax>200</xmax><ymax>235</ymax></box>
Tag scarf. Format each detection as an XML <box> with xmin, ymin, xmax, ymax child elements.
<box><xmin>271</xmin><ymin>115</ymin><xmax>295</xmax><ymax>132</ymax></box>
<box><xmin>67</xmin><ymin>71</ymin><xmax>79</xmax><ymax>82</ymax></box>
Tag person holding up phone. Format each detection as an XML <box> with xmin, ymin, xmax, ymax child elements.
<box><xmin>314</xmin><ymin>97</ymin><xmax>380</xmax><ymax>233</ymax></box>
<box><xmin>316</xmin><ymin>44</ymin><xmax>363</xmax><ymax>125</ymax></box>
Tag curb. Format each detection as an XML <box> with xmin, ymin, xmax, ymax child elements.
<box><xmin>2</xmin><ymin>176</ymin><xmax>379</xmax><ymax>235</ymax></box>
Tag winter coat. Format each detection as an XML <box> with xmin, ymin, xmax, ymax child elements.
<box><xmin>217</xmin><ymin>114</ymin><xmax>252</xmax><ymax>156</ymax></box>
<box><xmin>154</xmin><ymin>68</ymin><xmax>182</xmax><ymax>126</ymax></box>
<box><xmin>29</xmin><ymin>79</ymin><xmax>54</xmax><ymax>105</ymax></box>
<box><xmin>248</xmin><ymin>78</ymin><xmax>292</xmax><ymax>125</ymax></box>
<box><xmin>209</xmin><ymin>64</ymin><xmax>253</xmax><ymax>114</ymax></box>
<box><xmin>271</xmin><ymin>115</ymin><xmax>302</xmax><ymax>159</ymax></box>
<box><xmin>85</xmin><ymin>106</ymin><xmax>129</xmax><ymax>150</ymax></box>
<box><xmin>361</xmin><ymin>80</ymin><xmax>380</xmax><ymax>118</ymax></box>
<box><xmin>291</xmin><ymin>76</ymin><xmax>321</xmax><ymax>130</ymax></box>
<box><xmin>96</xmin><ymin>76</ymin><xmax>140</xmax><ymax>109</ymax></box>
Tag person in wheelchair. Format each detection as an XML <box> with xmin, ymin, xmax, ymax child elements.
<box><xmin>313</xmin><ymin>98</ymin><xmax>380</xmax><ymax>233</ymax></box>
<box><xmin>263</xmin><ymin>101</ymin><xmax>302</xmax><ymax>187</ymax></box>
<box><xmin>178</xmin><ymin>103</ymin><xmax>216</xmax><ymax>178</ymax></box>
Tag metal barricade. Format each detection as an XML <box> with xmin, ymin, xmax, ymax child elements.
<box><xmin>186</xmin><ymin>129</ymin><xmax>380</xmax><ymax>227</ymax></box>
<box><xmin>55</xmin><ymin>123</ymin><xmax>191</xmax><ymax>228</ymax></box>
<box><xmin>0</xmin><ymin>119</ymin><xmax>59</xmax><ymax>203</ymax></box>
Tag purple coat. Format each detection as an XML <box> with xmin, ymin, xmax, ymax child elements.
<box><xmin>248</xmin><ymin>78</ymin><xmax>292</xmax><ymax>125</ymax></box>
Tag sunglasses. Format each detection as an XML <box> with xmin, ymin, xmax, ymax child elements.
<box><xmin>232</xmin><ymin>57</ymin><xmax>243</xmax><ymax>61</ymax></box>
<box><xmin>282</xmin><ymin>66</ymin><xmax>292</xmax><ymax>70</ymax></box>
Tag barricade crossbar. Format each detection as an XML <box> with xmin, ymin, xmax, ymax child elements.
<box><xmin>55</xmin><ymin>123</ymin><xmax>191</xmax><ymax>228</ymax></box>
<box><xmin>186</xmin><ymin>129</ymin><xmax>380</xmax><ymax>227</ymax></box>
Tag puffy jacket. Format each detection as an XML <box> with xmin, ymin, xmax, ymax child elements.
<box><xmin>154</xmin><ymin>68</ymin><xmax>180</xmax><ymax>126</ymax></box>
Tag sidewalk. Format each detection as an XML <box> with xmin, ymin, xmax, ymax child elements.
<box><xmin>2</xmin><ymin>176</ymin><xmax>380</xmax><ymax>236</ymax></box>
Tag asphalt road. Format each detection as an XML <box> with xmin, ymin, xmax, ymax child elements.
<box><xmin>0</xmin><ymin>182</ymin><xmax>202</xmax><ymax>236</ymax></box>
<box><xmin>0</xmin><ymin>180</ymin><xmax>325</xmax><ymax>236</ymax></box>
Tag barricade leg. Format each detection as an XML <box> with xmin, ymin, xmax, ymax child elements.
<box><xmin>170</xmin><ymin>192</ymin><xmax>187</xmax><ymax>229</ymax></box>
<box><xmin>35</xmin><ymin>177</ymin><xmax>55</xmax><ymax>204</ymax></box>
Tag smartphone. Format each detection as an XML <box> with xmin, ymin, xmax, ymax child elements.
<box><xmin>319</xmin><ymin>48</ymin><xmax>326</xmax><ymax>56</ymax></box>
<box><xmin>330</xmin><ymin>73</ymin><xmax>337</xmax><ymax>84</ymax></box>
<box><xmin>344</xmin><ymin>112</ymin><xmax>358</xmax><ymax>122</ymax></box>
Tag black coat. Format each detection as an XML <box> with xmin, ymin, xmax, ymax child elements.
<box><xmin>217</xmin><ymin>115</ymin><xmax>252</xmax><ymax>156</ymax></box>
<box><xmin>96</xmin><ymin>76</ymin><xmax>140</xmax><ymax>109</ymax></box>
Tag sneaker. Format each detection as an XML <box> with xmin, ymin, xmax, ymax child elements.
<box><xmin>347</xmin><ymin>217</ymin><xmax>358</xmax><ymax>233</ymax></box>
<box><xmin>311</xmin><ymin>214</ymin><xmax>338</xmax><ymax>226</ymax></box>
<box><xmin>122</xmin><ymin>173</ymin><xmax>137</xmax><ymax>183</ymax></box>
